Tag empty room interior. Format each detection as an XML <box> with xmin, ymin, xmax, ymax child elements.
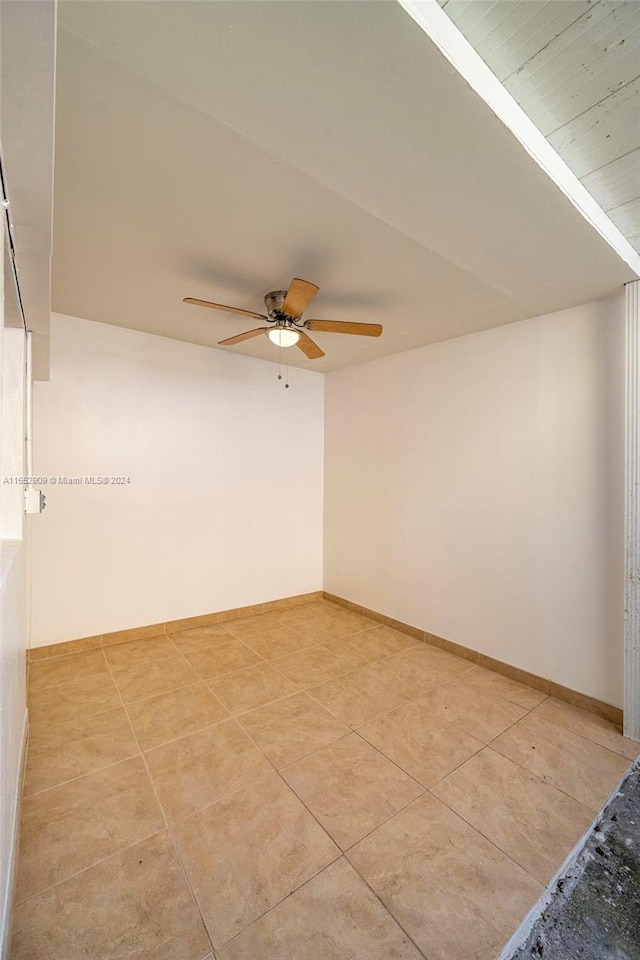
<box><xmin>2</xmin><ymin>1</ymin><xmax>640</xmax><ymax>958</ymax></box>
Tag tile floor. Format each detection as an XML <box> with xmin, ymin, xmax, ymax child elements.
<box><xmin>12</xmin><ymin>600</ymin><xmax>640</xmax><ymax>960</ymax></box>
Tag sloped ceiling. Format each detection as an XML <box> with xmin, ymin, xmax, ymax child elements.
<box><xmin>52</xmin><ymin>0</ymin><xmax>637</xmax><ymax>372</ymax></box>
<box><xmin>439</xmin><ymin>0</ymin><xmax>640</xmax><ymax>253</ymax></box>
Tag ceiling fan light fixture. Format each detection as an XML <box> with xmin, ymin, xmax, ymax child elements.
<box><xmin>267</xmin><ymin>327</ymin><xmax>300</xmax><ymax>348</ymax></box>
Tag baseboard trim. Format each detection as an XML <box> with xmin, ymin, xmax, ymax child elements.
<box><xmin>1</xmin><ymin>708</ymin><xmax>28</xmax><ymax>960</ymax></box>
<box><xmin>28</xmin><ymin>591</ymin><xmax>323</xmax><ymax>661</ymax></box>
<box><xmin>323</xmin><ymin>591</ymin><xmax>623</xmax><ymax>728</ymax></box>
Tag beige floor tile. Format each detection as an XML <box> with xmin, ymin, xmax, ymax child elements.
<box><xmin>208</xmin><ymin>662</ymin><xmax>300</xmax><ymax>715</ymax></box>
<box><xmin>359</xmin><ymin>700</ymin><xmax>483</xmax><ymax>786</ymax></box>
<box><xmin>126</xmin><ymin>682</ymin><xmax>229</xmax><ymax>750</ymax></box>
<box><xmin>330</xmin><ymin>612</ymin><xmax>378</xmax><ymax>635</ymax></box>
<box><xmin>106</xmin><ymin>646</ymin><xmax>200</xmax><ymax>703</ymax></box>
<box><xmin>308</xmin><ymin>668</ymin><xmax>409</xmax><ymax>728</ymax></box>
<box><xmin>11</xmin><ymin>831</ymin><xmax>211</xmax><ymax>960</ymax></box>
<box><xmin>217</xmin><ymin>858</ymin><xmax>422</xmax><ymax>960</ymax></box>
<box><xmin>238</xmin><ymin>692</ymin><xmax>350</xmax><ymax>768</ymax></box>
<box><xmin>348</xmin><ymin>793</ymin><xmax>542</xmax><ymax>960</ymax></box>
<box><xmin>325</xmin><ymin>627</ymin><xmax>419</xmax><ymax>668</ymax></box>
<box><xmin>16</xmin><ymin>756</ymin><xmax>164</xmax><ymax>901</ymax></box>
<box><xmin>294</xmin><ymin>616</ymin><xmax>362</xmax><ymax>644</ymax></box>
<box><xmin>28</xmin><ymin>671</ymin><xmax>122</xmax><ymax>730</ymax></box>
<box><xmin>323</xmin><ymin>631</ymin><xmax>401</xmax><ymax>669</ymax></box>
<box><xmin>278</xmin><ymin>605</ymin><xmax>330</xmax><ymax>626</ymax></box>
<box><xmin>363</xmin><ymin>645</ymin><xmax>472</xmax><ymax>699</ymax></box>
<box><xmin>225</xmin><ymin>614</ymin><xmax>284</xmax><ymax>639</ymax></box>
<box><xmin>533</xmin><ymin>697</ymin><xmax>640</xmax><ymax>761</ymax></box>
<box><xmin>29</xmin><ymin>636</ymin><xmax>102</xmax><ymax>660</ymax></box>
<box><xmin>242</xmin><ymin>625</ymin><xmax>314</xmax><ymax>660</ymax></box>
<box><xmin>364</xmin><ymin>625</ymin><xmax>421</xmax><ymax>654</ymax></box>
<box><xmin>103</xmin><ymin>634</ymin><xmax>173</xmax><ymax>666</ymax></box>
<box><xmin>173</xmin><ymin>772</ymin><xmax>339</xmax><ymax>947</ymax></box>
<box><xmin>415</xmin><ymin>680</ymin><xmax>528</xmax><ymax>742</ymax></box>
<box><xmin>432</xmin><ymin>747</ymin><xmax>594</xmax><ymax>884</ymax></box>
<box><xmin>28</xmin><ymin>649</ymin><xmax>111</xmax><ymax>694</ymax></box>
<box><xmin>281</xmin><ymin>735</ymin><xmax>423</xmax><ymax>849</ymax></box>
<box><xmin>169</xmin><ymin>627</ymin><xmax>235</xmax><ymax>655</ymax></box>
<box><xmin>180</xmin><ymin>637</ymin><xmax>263</xmax><ymax>680</ymax></box>
<box><xmin>491</xmin><ymin>713</ymin><xmax>630</xmax><ymax>811</ymax></box>
<box><xmin>25</xmin><ymin>707</ymin><xmax>139</xmax><ymax>795</ymax></box>
<box><xmin>144</xmin><ymin>719</ymin><xmax>272</xmax><ymax>821</ymax></box>
<box><xmin>458</xmin><ymin>664</ymin><xmax>547</xmax><ymax>709</ymax></box>
<box><xmin>271</xmin><ymin>645</ymin><xmax>353</xmax><ymax>688</ymax></box>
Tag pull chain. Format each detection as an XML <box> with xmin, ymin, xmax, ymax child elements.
<box><xmin>276</xmin><ymin>342</ymin><xmax>290</xmax><ymax>389</ymax></box>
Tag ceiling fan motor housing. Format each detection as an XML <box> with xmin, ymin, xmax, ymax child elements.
<box><xmin>265</xmin><ymin>290</ymin><xmax>297</xmax><ymax>324</ymax></box>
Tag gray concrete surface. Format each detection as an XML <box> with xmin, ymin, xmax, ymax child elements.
<box><xmin>508</xmin><ymin>759</ymin><xmax>640</xmax><ymax>960</ymax></box>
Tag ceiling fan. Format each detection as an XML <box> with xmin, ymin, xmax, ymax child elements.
<box><xmin>183</xmin><ymin>277</ymin><xmax>383</xmax><ymax>359</ymax></box>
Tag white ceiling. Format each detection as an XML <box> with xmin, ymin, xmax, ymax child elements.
<box><xmin>52</xmin><ymin>0</ymin><xmax>637</xmax><ymax>372</ymax></box>
<box><xmin>439</xmin><ymin>0</ymin><xmax>640</xmax><ymax>253</ymax></box>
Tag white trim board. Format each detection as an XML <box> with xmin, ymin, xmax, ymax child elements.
<box><xmin>625</xmin><ymin>280</ymin><xmax>640</xmax><ymax>741</ymax></box>
<box><xmin>0</xmin><ymin>709</ymin><xmax>28</xmax><ymax>960</ymax></box>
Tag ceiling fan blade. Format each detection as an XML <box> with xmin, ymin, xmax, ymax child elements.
<box><xmin>218</xmin><ymin>328</ymin><xmax>268</xmax><ymax>346</ymax></box>
<box><xmin>296</xmin><ymin>331</ymin><xmax>325</xmax><ymax>359</ymax></box>
<box><xmin>184</xmin><ymin>298</ymin><xmax>266</xmax><ymax>321</ymax></box>
<box><xmin>306</xmin><ymin>319</ymin><xmax>383</xmax><ymax>337</ymax></box>
<box><xmin>281</xmin><ymin>278</ymin><xmax>319</xmax><ymax>318</ymax></box>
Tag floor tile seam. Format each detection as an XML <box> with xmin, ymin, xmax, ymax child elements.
<box><xmin>302</xmin><ymin>684</ymin><xmax>411</xmax><ymax>729</ymax></box>
<box><xmin>372</xmin><ymin>666</ymin><xmax>478</xmax><ymax>704</ymax></box>
<box><xmin>23</xmin><ymin>747</ymin><xmax>144</xmax><ymax>799</ymax></box>
<box><xmin>121</xmin><ymin>676</ymin><xmax>228</xmax><ymax>711</ymax></box>
<box><xmin>206</xmin><ymin>855</ymin><xmax>348</xmax><ymax>955</ymax></box>
<box><xmin>205</xmin><ymin>684</ymin><xmax>308</xmax><ymax>721</ymax></box>
<box><xmin>140</xmin><ymin>714</ymin><xmax>265</xmax><ymax>767</ymax></box>
<box><xmin>27</xmin><ymin>660</ymin><xmax>114</xmax><ymax>695</ymax></box>
<box><xmin>13</xmin><ymin>825</ymin><xmax>169</xmax><ymax>907</ymax></box>
<box><xmin>348</xmin><ymin>690</ymin><xmax>481</xmax><ymax>738</ymax></box>
<box><xmin>230</xmin><ymin>620</ymin><xmax>309</xmax><ymax>640</ymax></box>
<box><xmin>213</xmin><ymin>851</ymin><xmax>427</xmax><ymax>960</ymax></box>
<box><xmin>222</xmin><ymin>615</ymin><xmax>302</xmax><ymax>640</ymax></box>
<box><xmin>528</xmin><ymin>701</ymin><xmax>640</xmax><ymax>761</ymax></box>
<box><xmin>165</xmin><ymin>631</ymin><xmax>271</xmax><ymax>673</ymax></box>
<box><xmin>274</xmin><ymin>722</ymin><xmax>422</xmax><ymax>791</ymax></box>
<box><xmin>270</xmin><ymin>763</ymin><xmax>347</xmax><ymax>849</ymax></box>
<box><xmin>164</xmin><ymin>765</ymin><xmax>278</xmax><ymax>834</ymax></box>
<box><xmin>25</xmin><ymin>701</ymin><xmax>135</xmax><ymax>747</ymax></box>
<box><xmin>480</xmin><ymin>742</ymin><xmax>614</xmax><ymax>815</ymax></box>
<box><xmin>284</xmin><ymin>722</ymin><xmax>427</xmax><ymax>801</ymax></box>
<box><xmin>263</xmin><ymin>649</ymin><xmax>359</xmax><ymax>690</ymax></box>
<box><xmin>340</xmin><ymin>850</ymin><xmax>429</xmax><ymax>960</ymax></box>
<box><xmin>272</xmin><ymin>762</ymin><xmax>344</xmax><ymax>859</ymax></box>
<box><xmin>478</xmin><ymin>694</ymin><xmax>549</xmax><ymax>749</ymax></box>
<box><xmin>429</xmin><ymin>734</ymin><xmax>494</xmax><ymax>790</ymax></box>
<box><xmin>464</xmin><ymin>700</ymin><xmax>552</xmax><ymax>753</ymax></box>
<box><xmin>237</xmin><ymin>702</ymin><xmax>353</xmax><ymax>774</ymax></box>
<box><xmin>135</xmin><ymin>714</ymin><xmax>231</xmax><ymax>753</ymax></box>
<box><xmin>164</xmin><ymin>825</ymin><xmax>216</xmax><ymax>955</ymax></box>
<box><xmin>337</xmin><ymin>785</ymin><xmax>429</xmax><ymax>855</ymax></box>
<box><xmin>454</xmin><ymin>654</ymin><xmax>549</xmax><ymax>696</ymax></box>
<box><xmin>241</xmin><ymin>634</ymin><xmax>319</xmax><ymax>659</ymax></box>
<box><xmin>445</xmin><ymin>674</ymin><xmax>549</xmax><ymax>714</ymax></box>
<box><xmin>103</xmin><ymin>636</ymin><xmax>178</xmax><ymax>668</ymax></box>
<box><xmin>103</xmin><ymin>651</ymin><xmax>170</xmax><ymax>832</ymax></box>
<box><xmin>424</xmin><ymin>787</ymin><xmax>548</xmax><ymax>891</ymax></box>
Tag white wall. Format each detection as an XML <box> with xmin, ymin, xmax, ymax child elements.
<box><xmin>324</xmin><ymin>296</ymin><xmax>624</xmax><ymax>708</ymax></box>
<box><xmin>30</xmin><ymin>314</ymin><xmax>324</xmax><ymax>647</ymax></box>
